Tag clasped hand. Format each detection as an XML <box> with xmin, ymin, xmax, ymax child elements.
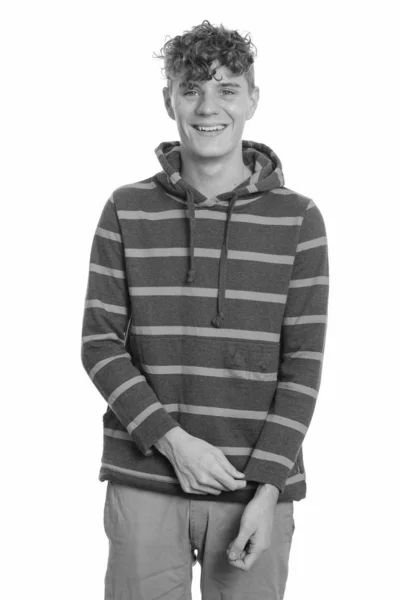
<box><xmin>157</xmin><ymin>431</ymin><xmax>275</xmax><ymax>571</ymax></box>
<box><xmin>226</xmin><ymin>496</ymin><xmax>275</xmax><ymax>571</ymax></box>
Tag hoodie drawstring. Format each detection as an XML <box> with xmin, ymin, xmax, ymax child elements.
<box><xmin>185</xmin><ymin>188</ymin><xmax>196</xmax><ymax>284</ymax></box>
<box><xmin>185</xmin><ymin>189</ymin><xmax>239</xmax><ymax>329</ymax></box>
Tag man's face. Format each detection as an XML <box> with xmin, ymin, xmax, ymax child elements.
<box><xmin>163</xmin><ymin>60</ymin><xmax>259</xmax><ymax>160</ymax></box>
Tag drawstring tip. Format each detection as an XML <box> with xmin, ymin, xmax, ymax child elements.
<box><xmin>186</xmin><ymin>269</ymin><xmax>196</xmax><ymax>284</ymax></box>
<box><xmin>211</xmin><ymin>312</ymin><xmax>225</xmax><ymax>328</ymax></box>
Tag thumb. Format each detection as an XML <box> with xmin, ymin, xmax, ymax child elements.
<box><xmin>225</xmin><ymin>460</ymin><xmax>245</xmax><ymax>479</ymax></box>
<box><xmin>227</xmin><ymin>530</ymin><xmax>248</xmax><ymax>560</ymax></box>
<box><xmin>218</xmin><ymin>453</ymin><xmax>245</xmax><ymax>479</ymax></box>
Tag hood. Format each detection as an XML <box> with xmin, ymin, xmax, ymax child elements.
<box><xmin>153</xmin><ymin>140</ymin><xmax>285</xmax><ymax>329</ymax></box>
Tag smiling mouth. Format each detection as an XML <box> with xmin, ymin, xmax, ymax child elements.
<box><xmin>191</xmin><ymin>125</ymin><xmax>229</xmax><ymax>134</ymax></box>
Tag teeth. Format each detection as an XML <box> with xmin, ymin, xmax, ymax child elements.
<box><xmin>195</xmin><ymin>125</ymin><xmax>225</xmax><ymax>131</ymax></box>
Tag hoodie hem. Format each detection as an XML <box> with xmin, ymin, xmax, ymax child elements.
<box><xmin>98</xmin><ymin>463</ymin><xmax>307</xmax><ymax>504</ymax></box>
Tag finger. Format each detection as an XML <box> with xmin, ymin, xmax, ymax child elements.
<box><xmin>213</xmin><ymin>466</ymin><xmax>247</xmax><ymax>491</ymax></box>
<box><xmin>236</xmin><ymin>479</ymin><xmax>248</xmax><ymax>488</ymax></box>
<box><xmin>229</xmin><ymin>550</ymin><xmax>258</xmax><ymax>571</ymax></box>
<box><xmin>179</xmin><ymin>477</ymin><xmax>223</xmax><ymax>495</ymax></box>
<box><xmin>227</xmin><ymin>552</ymin><xmax>247</xmax><ymax>570</ymax></box>
<box><xmin>223</xmin><ymin>475</ymin><xmax>247</xmax><ymax>491</ymax></box>
<box><xmin>227</xmin><ymin>547</ymin><xmax>247</xmax><ymax>562</ymax></box>
<box><xmin>218</xmin><ymin>455</ymin><xmax>246</xmax><ymax>478</ymax></box>
<box><xmin>194</xmin><ymin>483</ymin><xmax>223</xmax><ymax>495</ymax></box>
<box><xmin>242</xmin><ymin>550</ymin><xmax>260</xmax><ymax>570</ymax></box>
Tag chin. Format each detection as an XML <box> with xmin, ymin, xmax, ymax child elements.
<box><xmin>190</xmin><ymin>141</ymin><xmax>234</xmax><ymax>156</ymax></box>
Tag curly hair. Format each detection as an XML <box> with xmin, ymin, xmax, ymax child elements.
<box><xmin>153</xmin><ymin>20</ymin><xmax>257</xmax><ymax>94</ymax></box>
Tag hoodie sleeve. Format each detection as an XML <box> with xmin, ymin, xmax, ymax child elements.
<box><xmin>243</xmin><ymin>200</ymin><xmax>329</xmax><ymax>493</ymax></box>
<box><xmin>80</xmin><ymin>194</ymin><xmax>181</xmax><ymax>456</ymax></box>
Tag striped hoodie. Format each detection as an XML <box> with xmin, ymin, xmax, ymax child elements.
<box><xmin>81</xmin><ymin>140</ymin><xmax>329</xmax><ymax>504</ymax></box>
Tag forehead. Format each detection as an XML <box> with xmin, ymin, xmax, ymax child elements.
<box><xmin>175</xmin><ymin>63</ymin><xmax>246</xmax><ymax>90</ymax></box>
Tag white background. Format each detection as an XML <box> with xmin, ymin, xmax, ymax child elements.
<box><xmin>2</xmin><ymin>1</ymin><xmax>399</xmax><ymax>598</ymax></box>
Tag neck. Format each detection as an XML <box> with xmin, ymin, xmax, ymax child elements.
<box><xmin>180</xmin><ymin>145</ymin><xmax>252</xmax><ymax>198</ymax></box>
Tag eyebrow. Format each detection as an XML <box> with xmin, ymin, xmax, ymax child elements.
<box><xmin>179</xmin><ymin>81</ymin><xmax>242</xmax><ymax>89</ymax></box>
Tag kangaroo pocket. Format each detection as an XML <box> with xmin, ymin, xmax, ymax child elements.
<box><xmin>127</xmin><ymin>333</ymin><xmax>280</xmax><ymax>450</ymax></box>
<box><xmin>218</xmin><ymin>340</ymin><xmax>280</xmax><ymax>446</ymax></box>
<box><xmin>128</xmin><ymin>334</ymin><xmax>279</xmax><ymax>399</ymax></box>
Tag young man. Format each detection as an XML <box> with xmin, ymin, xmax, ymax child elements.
<box><xmin>81</xmin><ymin>20</ymin><xmax>329</xmax><ymax>600</ymax></box>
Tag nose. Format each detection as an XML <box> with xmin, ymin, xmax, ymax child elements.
<box><xmin>195</xmin><ymin>90</ymin><xmax>219</xmax><ymax>115</ymax></box>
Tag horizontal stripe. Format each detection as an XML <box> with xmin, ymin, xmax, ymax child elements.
<box><xmin>126</xmin><ymin>402</ymin><xmax>165</xmax><ymax>434</ymax></box>
<box><xmin>101</xmin><ymin>461</ymin><xmax>305</xmax><ymax>486</ymax></box>
<box><xmin>125</xmin><ymin>247</ymin><xmax>294</xmax><ymax>265</ymax></box>
<box><xmin>266</xmin><ymin>414</ymin><xmax>308</xmax><ymax>435</ymax></box>
<box><xmin>161</xmin><ymin>402</ymin><xmax>269</xmax><ymax>420</ymax></box>
<box><xmin>285</xmin><ymin>473</ymin><xmax>305</xmax><ymax>486</ymax></box>
<box><xmin>105</xmin><ymin>401</ymin><xmax>307</xmax><ymax>427</ymax></box>
<box><xmin>82</xmin><ymin>332</ymin><xmax>121</xmax><ymax>344</ymax></box>
<box><xmin>95</xmin><ymin>226</ymin><xmax>121</xmax><ymax>243</ymax></box>
<box><xmin>131</xmin><ymin>325</ymin><xmax>280</xmax><ymax>343</ymax></box>
<box><xmin>129</xmin><ymin>286</ymin><xmax>287</xmax><ymax>304</ymax></box>
<box><xmin>109</xmin><ymin>400</ymin><xmax>307</xmax><ymax>427</ymax></box>
<box><xmin>85</xmin><ymin>299</ymin><xmax>128</xmax><ymax>315</ymax></box>
<box><xmin>283</xmin><ymin>315</ymin><xmax>328</xmax><ymax>326</ymax></box>
<box><xmin>297</xmin><ymin>236</ymin><xmax>327</xmax><ymax>252</ymax></box>
<box><xmin>142</xmin><ymin>363</ymin><xmax>278</xmax><ymax>383</ymax></box>
<box><xmin>277</xmin><ymin>381</ymin><xmax>318</xmax><ymax>399</ymax></box>
<box><xmin>108</xmin><ymin>376</ymin><xmax>147</xmax><ymax>405</ymax></box>
<box><xmin>104</xmin><ymin>430</ymin><xmax>154</xmax><ymax>459</ymax></box>
<box><xmin>282</xmin><ymin>350</ymin><xmax>323</xmax><ymax>361</ymax></box>
<box><xmin>250</xmin><ymin>450</ymin><xmax>294</xmax><ymax>470</ymax></box>
<box><xmin>269</xmin><ymin>188</ymin><xmax>295</xmax><ymax>196</ymax></box>
<box><xmin>104</xmin><ymin>428</ymin><xmax>132</xmax><ymax>441</ymax></box>
<box><xmin>102</xmin><ymin>429</ymin><xmax>154</xmax><ymax>459</ymax></box>
<box><xmin>118</xmin><ymin>181</ymin><xmax>157</xmax><ymax>190</ymax></box>
<box><xmin>102</xmin><ymin>462</ymin><xmax>178</xmax><ymax>483</ymax></box>
<box><xmin>117</xmin><ymin>208</ymin><xmax>302</xmax><ymax>227</ymax></box>
<box><xmin>89</xmin><ymin>263</ymin><xmax>125</xmax><ymax>279</ymax></box>
<box><xmin>89</xmin><ymin>353</ymin><xmax>131</xmax><ymax>379</ymax></box>
<box><xmin>289</xmin><ymin>276</ymin><xmax>329</xmax><ymax>288</ymax></box>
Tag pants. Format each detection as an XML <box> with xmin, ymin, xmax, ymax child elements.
<box><xmin>103</xmin><ymin>481</ymin><xmax>295</xmax><ymax>600</ymax></box>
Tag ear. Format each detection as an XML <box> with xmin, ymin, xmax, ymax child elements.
<box><xmin>246</xmin><ymin>86</ymin><xmax>260</xmax><ymax>121</ymax></box>
<box><xmin>163</xmin><ymin>86</ymin><xmax>176</xmax><ymax>121</ymax></box>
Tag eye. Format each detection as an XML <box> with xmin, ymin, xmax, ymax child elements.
<box><xmin>183</xmin><ymin>89</ymin><xmax>236</xmax><ymax>97</ymax></box>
